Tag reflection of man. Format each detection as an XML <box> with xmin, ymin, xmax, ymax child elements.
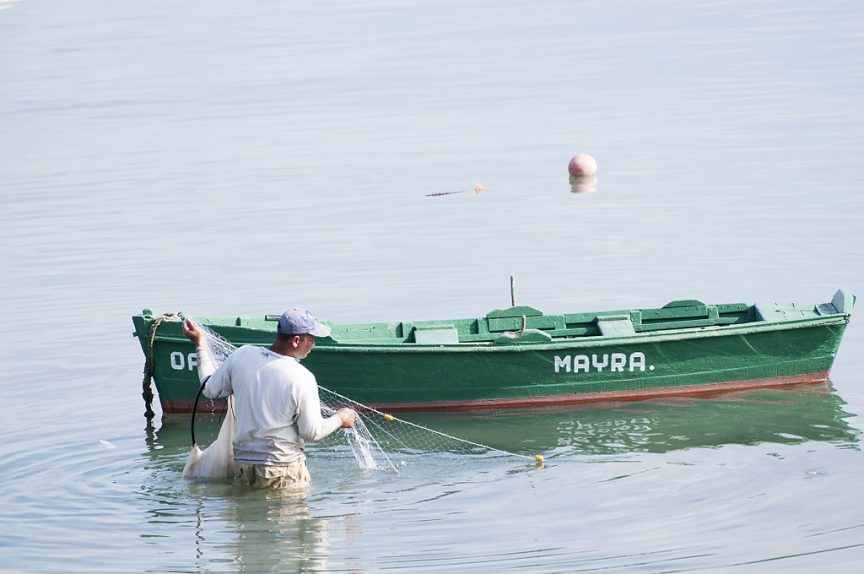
<box><xmin>218</xmin><ymin>488</ymin><xmax>333</xmax><ymax>572</ymax></box>
<box><xmin>183</xmin><ymin>308</ymin><xmax>356</xmax><ymax>489</ymax></box>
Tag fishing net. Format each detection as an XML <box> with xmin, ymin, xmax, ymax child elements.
<box><xmin>183</xmin><ymin>322</ymin><xmax>535</xmax><ymax>479</ymax></box>
<box><xmin>313</xmin><ymin>387</ymin><xmax>532</xmax><ymax>472</ymax></box>
<box><xmin>182</xmin><ymin>395</ymin><xmax>235</xmax><ymax>479</ymax></box>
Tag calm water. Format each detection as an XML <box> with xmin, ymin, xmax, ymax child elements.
<box><xmin>2</xmin><ymin>0</ymin><xmax>863</xmax><ymax>572</ymax></box>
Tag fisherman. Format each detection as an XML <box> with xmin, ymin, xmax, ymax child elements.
<box><xmin>182</xmin><ymin>308</ymin><xmax>356</xmax><ymax>489</ymax></box>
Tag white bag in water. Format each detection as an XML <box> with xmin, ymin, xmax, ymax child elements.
<box><xmin>183</xmin><ymin>395</ymin><xmax>236</xmax><ymax>479</ymax></box>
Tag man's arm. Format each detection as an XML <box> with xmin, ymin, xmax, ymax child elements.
<box><xmin>183</xmin><ymin>318</ymin><xmax>229</xmax><ymax>398</ymax></box>
<box><xmin>295</xmin><ymin>375</ymin><xmax>356</xmax><ymax>441</ymax></box>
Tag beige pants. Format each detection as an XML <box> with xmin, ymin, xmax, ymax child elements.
<box><xmin>234</xmin><ymin>461</ymin><xmax>311</xmax><ymax>489</ymax></box>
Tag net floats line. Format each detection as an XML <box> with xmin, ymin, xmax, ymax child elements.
<box><xmin>319</xmin><ymin>385</ymin><xmax>545</xmax><ymax>465</ymax></box>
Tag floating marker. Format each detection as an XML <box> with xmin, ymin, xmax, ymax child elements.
<box><xmin>535</xmin><ymin>454</ymin><xmax>544</xmax><ymax>463</ymax></box>
<box><xmin>568</xmin><ymin>153</ymin><xmax>598</xmax><ymax>193</ymax></box>
<box><xmin>568</xmin><ymin>153</ymin><xmax>597</xmax><ymax>177</ymax></box>
<box><xmin>383</xmin><ymin>414</ymin><xmax>394</xmax><ymax>422</ymax></box>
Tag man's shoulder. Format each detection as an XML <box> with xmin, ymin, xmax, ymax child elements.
<box><xmin>227</xmin><ymin>345</ymin><xmax>276</xmax><ymax>365</ymax></box>
<box><xmin>233</xmin><ymin>344</ymin><xmax>264</xmax><ymax>357</ymax></box>
<box><xmin>231</xmin><ymin>346</ymin><xmax>315</xmax><ymax>380</ymax></box>
<box><xmin>275</xmin><ymin>357</ymin><xmax>316</xmax><ymax>381</ymax></box>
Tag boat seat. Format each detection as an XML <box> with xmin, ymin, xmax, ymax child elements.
<box><xmin>493</xmin><ymin>328</ymin><xmax>553</xmax><ymax>346</ymax></box>
<box><xmin>597</xmin><ymin>314</ymin><xmax>636</xmax><ymax>337</ymax></box>
<box><xmin>755</xmin><ymin>302</ymin><xmax>816</xmax><ymax>321</ymax></box>
<box><xmin>486</xmin><ymin>305</ymin><xmax>543</xmax><ymax>318</ymax></box>
<box><xmin>414</xmin><ymin>325</ymin><xmax>460</xmax><ymax>345</ymax></box>
<box><xmin>632</xmin><ymin>304</ymin><xmax>721</xmax><ymax>331</ymax></box>
<box><xmin>485</xmin><ymin>305</ymin><xmax>561</xmax><ymax>332</ymax></box>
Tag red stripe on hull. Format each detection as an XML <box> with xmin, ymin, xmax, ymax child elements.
<box><xmin>374</xmin><ymin>372</ymin><xmax>831</xmax><ymax>412</ymax></box>
<box><xmin>159</xmin><ymin>371</ymin><xmax>829</xmax><ymax>414</ymax></box>
<box><xmin>162</xmin><ymin>398</ymin><xmax>228</xmax><ymax>415</ymax></box>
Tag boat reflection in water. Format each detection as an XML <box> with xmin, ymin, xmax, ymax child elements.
<box><xmin>148</xmin><ymin>382</ymin><xmax>858</xmax><ymax>462</ymax></box>
<box><xmin>397</xmin><ymin>382</ymin><xmax>859</xmax><ymax>457</ymax></box>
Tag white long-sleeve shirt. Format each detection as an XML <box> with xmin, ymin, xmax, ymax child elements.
<box><xmin>196</xmin><ymin>344</ymin><xmax>342</xmax><ymax>465</ymax></box>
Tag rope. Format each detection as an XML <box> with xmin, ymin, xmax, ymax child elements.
<box><xmin>141</xmin><ymin>312</ymin><xmax>180</xmax><ymax>419</ymax></box>
<box><xmin>189</xmin><ymin>376</ymin><xmax>214</xmax><ymax>446</ymax></box>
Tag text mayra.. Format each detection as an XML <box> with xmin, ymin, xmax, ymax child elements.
<box><xmin>554</xmin><ymin>352</ymin><xmax>654</xmax><ymax>374</ymax></box>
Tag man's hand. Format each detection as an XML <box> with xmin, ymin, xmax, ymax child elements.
<box><xmin>337</xmin><ymin>407</ymin><xmax>357</xmax><ymax>428</ymax></box>
<box><xmin>182</xmin><ymin>319</ymin><xmax>205</xmax><ymax>346</ymax></box>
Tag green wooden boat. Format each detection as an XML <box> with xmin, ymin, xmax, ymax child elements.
<box><xmin>132</xmin><ymin>289</ymin><xmax>854</xmax><ymax>415</ymax></box>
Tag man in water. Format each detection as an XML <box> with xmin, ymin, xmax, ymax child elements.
<box><xmin>183</xmin><ymin>308</ymin><xmax>356</xmax><ymax>489</ymax></box>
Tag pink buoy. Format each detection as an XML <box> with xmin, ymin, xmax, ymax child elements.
<box><xmin>568</xmin><ymin>153</ymin><xmax>597</xmax><ymax>177</ymax></box>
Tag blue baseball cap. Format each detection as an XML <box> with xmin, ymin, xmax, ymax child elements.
<box><xmin>277</xmin><ymin>308</ymin><xmax>331</xmax><ymax>337</ymax></box>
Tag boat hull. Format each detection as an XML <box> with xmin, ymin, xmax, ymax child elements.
<box><xmin>132</xmin><ymin>309</ymin><xmax>850</xmax><ymax>414</ymax></box>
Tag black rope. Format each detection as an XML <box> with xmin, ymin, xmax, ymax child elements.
<box><xmin>141</xmin><ymin>360</ymin><xmax>155</xmax><ymax>419</ymax></box>
<box><xmin>141</xmin><ymin>312</ymin><xmax>178</xmax><ymax>419</ymax></box>
<box><xmin>189</xmin><ymin>376</ymin><xmax>209</xmax><ymax>446</ymax></box>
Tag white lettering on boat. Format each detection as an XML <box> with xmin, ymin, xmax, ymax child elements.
<box><xmin>169</xmin><ymin>351</ymin><xmax>199</xmax><ymax>371</ymax></box>
<box><xmin>574</xmin><ymin>355</ymin><xmax>590</xmax><ymax>373</ymax></box>
<box><xmin>554</xmin><ymin>352</ymin><xmax>654</xmax><ymax>374</ymax></box>
<box><xmin>629</xmin><ymin>352</ymin><xmax>645</xmax><ymax>372</ymax></box>
<box><xmin>592</xmin><ymin>354</ymin><xmax>609</xmax><ymax>372</ymax></box>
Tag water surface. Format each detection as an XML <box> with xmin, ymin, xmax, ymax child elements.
<box><xmin>1</xmin><ymin>1</ymin><xmax>863</xmax><ymax>572</ymax></box>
